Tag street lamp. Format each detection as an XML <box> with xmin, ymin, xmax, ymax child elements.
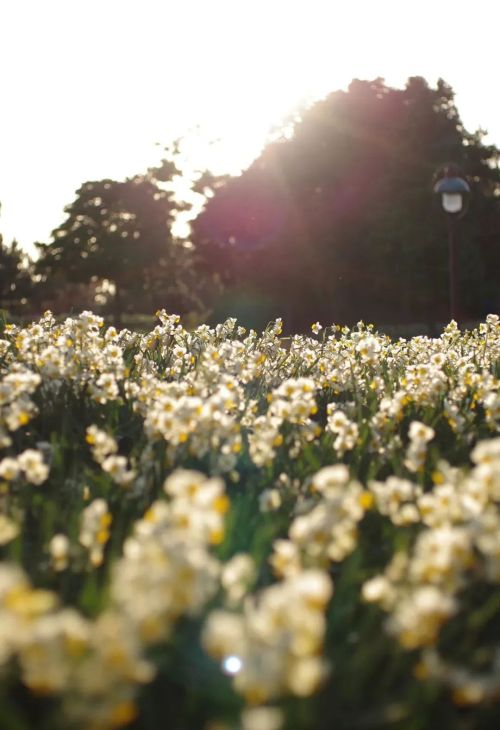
<box><xmin>433</xmin><ymin>165</ymin><xmax>470</xmax><ymax>324</ymax></box>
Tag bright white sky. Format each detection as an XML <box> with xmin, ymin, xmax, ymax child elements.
<box><xmin>0</xmin><ymin>0</ymin><xmax>499</xmax><ymax>252</ymax></box>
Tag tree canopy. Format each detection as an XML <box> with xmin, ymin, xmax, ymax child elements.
<box><xmin>193</xmin><ymin>77</ymin><xmax>500</xmax><ymax>329</ymax></box>
<box><xmin>36</xmin><ymin>171</ymin><xmax>181</xmax><ymax>323</ymax></box>
<box><xmin>35</xmin><ymin>148</ymin><xmax>230</xmax><ymax>325</ymax></box>
<box><xmin>0</xmin><ymin>205</ymin><xmax>32</xmax><ymax>313</ymax></box>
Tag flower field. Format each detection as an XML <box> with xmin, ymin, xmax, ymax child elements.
<box><xmin>0</xmin><ymin>310</ymin><xmax>500</xmax><ymax>730</ymax></box>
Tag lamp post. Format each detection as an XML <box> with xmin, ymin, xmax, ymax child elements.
<box><xmin>433</xmin><ymin>165</ymin><xmax>470</xmax><ymax>325</ymax></box>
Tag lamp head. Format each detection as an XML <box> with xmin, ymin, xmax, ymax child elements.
<box><xmin>433</xmin><ymin>166</ymin><xmax>470</xmax><ymax>216</ymax></box>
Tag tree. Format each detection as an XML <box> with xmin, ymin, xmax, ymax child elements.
<box><xmin>36</xmin><ymin>174</ymin><xmax>176</xmax><ymax>326</ymax></box>
<box><xmin>36</xmin><ymin>144</ymin><xmax>233</xmax><ymax>326</ymax></box>
<box><xmin>193</xmin><ymin>77</ymin><xmax>500</xmax><ymax>329</ymax></box>
<box><xmin>35</xmin><ymin>143</ymin><xmax>213</xmax><ymax>325</ymax></box>
<box><xmin>0</xmin><ymin>205</ymin><xmax>33</xmax><ymax>314</ymax></box>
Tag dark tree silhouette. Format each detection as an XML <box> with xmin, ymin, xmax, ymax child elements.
<box><xmin>193</xmin><ymin>77</ymin><xmax>500</xmax><ymax>330</ymax></box>
<box><xmin>35</xmin><ymin>149</ymin><xmax>207</xmax><ymax>325</ymax></box>
<box><xmin>0</xmin><ymin>205</ymin><xmax>33</xmax><ymax>313</ymax></box>
<box><xmin>35</xmin><ymin>142</ymin><xmax>231</xmax><ymax>326</ymax></box>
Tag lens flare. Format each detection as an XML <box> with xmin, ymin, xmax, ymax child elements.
<box><xmin>222</xmin><ymin>655</ymin><xmax>243</xmax><ymax>675</ymax></box>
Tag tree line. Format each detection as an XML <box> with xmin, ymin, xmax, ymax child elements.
<box><xmin>2</xmin><ymin>76</ymin><xmax>500</xmax><ymax>329</ymax></box>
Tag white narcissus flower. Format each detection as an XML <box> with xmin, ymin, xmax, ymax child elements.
<box><xmin>0</xmin><ymin>458</ymin><xmax>20</xmax><ymax>481</ymax></box>
<box><xmin>408</xmin><ymin>421</ymin><xmax>435</xmax><ymax>444</ymax></box>
<box><xmin>17</xmin><ymin>450</ymin><xmax>49</xmax><ymax>485</ymax></box>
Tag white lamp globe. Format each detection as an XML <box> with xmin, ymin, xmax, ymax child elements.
<box><xmin>442</xmin><ymin>192</ymin><xmax>463</xmax><ymax>213</ymax></box>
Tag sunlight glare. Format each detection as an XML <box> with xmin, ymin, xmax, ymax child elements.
<box><xmin>0</xmin><ymin>0</ymin><xmax>499</xmax><ymax>250</ymax></box>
